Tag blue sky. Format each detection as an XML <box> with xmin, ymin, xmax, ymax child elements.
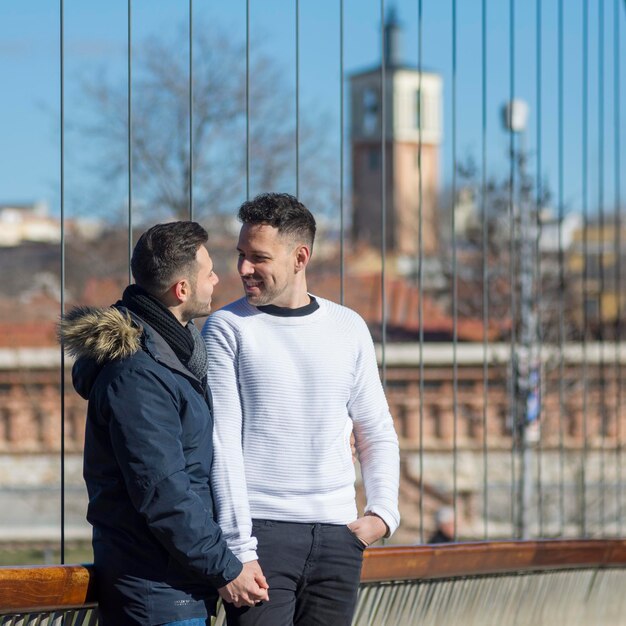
<box><xmin>1</xmin><ymin>0</ymin><xmax>625</xmax><ymax>220</ymax></box>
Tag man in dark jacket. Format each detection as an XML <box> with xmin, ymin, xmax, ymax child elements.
<box><xmin>60</xmin><ymin>222</ymin><xmax>268</xmax><ymax>626</ymax></box>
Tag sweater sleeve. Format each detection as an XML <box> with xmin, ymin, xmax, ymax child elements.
<box><xmin>104</xmin><ymin>367</ymin><xmax>243</xmax><ymax>587</ymax></box>
<box><xmin>348</xmin><ymin>316</ymin><xmax>401</xmax><ymax>535</ymax></box>
<box><xmin>202</xmin><ymin>313</ymin><xmax>259</xmax><ymax>563</ymax></box>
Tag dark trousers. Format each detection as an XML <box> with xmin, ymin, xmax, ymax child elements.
<box><xmin>224</xmin><ymin>519</ymin><xmax>365</xmax><ymax>626</ymax></box>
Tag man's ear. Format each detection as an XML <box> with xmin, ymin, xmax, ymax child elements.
<box><xmin>173</xmin><ymin>279</ymin><xmax>190</xmax><ymax>303</ymax></box>
<box><xmin>294</xmin><ymin>245</ymin><xmax>311</xmax><ymax>273</ymax></box>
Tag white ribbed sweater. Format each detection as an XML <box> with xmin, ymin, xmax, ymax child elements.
<box><xmin>203</xmin><ymin>296</ymin><xmax>400</xmax><ymax>563</ymax></box>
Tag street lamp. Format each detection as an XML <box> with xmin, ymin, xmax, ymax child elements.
<box><xmin>501</xmin><ymin>99</ymin><xmax>540</xmax><ymax>539</ymax></box>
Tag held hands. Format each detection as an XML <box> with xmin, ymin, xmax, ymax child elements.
<box><xmin>347</xmin><ymin>513</ymin><xmax>389</xmax><ymax>547</ymax></box>
<box><xmin>218</xmin><ymin>560</ymin><xmax>269</xmax><ymax>608</ymax></box>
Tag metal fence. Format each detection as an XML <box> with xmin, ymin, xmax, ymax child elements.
<box><xmin>1</xmin><ymin>0</ymin><xmax>625</xmax><ymax>561</ymax></box>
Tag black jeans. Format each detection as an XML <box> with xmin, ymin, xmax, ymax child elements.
<box><xmin>224</xmin><ymin>519</ymin><xmax>365</xmax><ymax>626</ymax></box>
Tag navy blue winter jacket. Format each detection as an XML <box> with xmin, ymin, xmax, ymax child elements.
<box><xmin>63</xmin><ymin>305</ymin><xmax>242</xmax><ymax>626</ymax></box>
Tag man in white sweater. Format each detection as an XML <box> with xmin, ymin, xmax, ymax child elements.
<box><xmin>202</xmin><ymin>193</ymin><xmax>400</xmax><ymax>625</ymax></box>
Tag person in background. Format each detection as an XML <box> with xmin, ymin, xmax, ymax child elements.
<box><xmin>203</xmin><ymin>193</ymin><xmax>401</xmax><ymax>626</ymax></box>
<box><xmin>60</xmin><ymin>222</ymin><xmax>268</xmax><ymax>626</ymax></box>
<box><xmin>428</xmin><ymin>506</ymin><xmax>456</xmax><ymax>544</ymax></box>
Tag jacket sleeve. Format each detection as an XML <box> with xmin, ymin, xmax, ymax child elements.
<box><xmin>348</xmin><ymin>316</ymin><xmax>401</xmax><ymax>535</ymax></box>
<box><xmin>102</xmin><ymin>366</ymin><xmax>243</xmax><ymax>588</ymax></box>
<box><xmin>202</xmin><ymin>313</ymin><xmax>258</xmax><ymax>563</ymax></box>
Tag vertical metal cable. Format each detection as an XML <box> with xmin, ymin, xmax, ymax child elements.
<box><xmin>598</xmin><ymin>0</ymin><xmax>607</xmax><ymax>535</ymax></box>
<box><xmin>295</xmin><ymin>0</ymin><xmax>300</xmax><ymax>197</ymax></box>
<box><xmin>189</xmin><ymin>0</ymin><xmax>193</xmax><ymax>220</ymax></box>
<box><xmin>380</xmin><ymin>0</ymin><xmax>387</xmax><ymax>387</ymax></box>
<box><xmin>508</xmin><ymin>0</ymin><xmax>518</xmax><ymax>535</ymax></box>
<box><xmin>417</xmin><ymin>0</ymin><xmax>425</xmax><ymax>544</ymax></box>
<box><xmin>581</xmin><ymin>0</ymin><xmax>589</xmax><ymax>537</ymax></box>
<box><xmin>535</xmin><ymin>0</ymin><xmax>543</xmax><ymax>538</ymax></box>
<box><xmin>340</xmin><ymin>0</ymin><xmax>345</xmax><ymax>304</ymax></box>
<box><xmin>481</xmin><ymin>0</ymin><xmax>489</xmax><ymax>540</ymax></box>
<box><xmin>128</xmin><ymin>0</ymin><xmax>133</xmax><ymax>282</ymax></box>
<box><xmin>614</xmin><ymin>0</ymin><xmax>623</xmax><ymax>536</ymax></box>
<box><xmin>59</xmin><ymin>0</ymin><xmax>66</xmax><ymax>565</ymax></box>
<box><xmin>451</xmin><ymin>0</ymin><xmax>459</xmax><ymax>540</ymax></box>
<box><xmin>557</xmin><ymin>0</ymin><xmax>566</xmax><ymax>536</ymax></box>
<box><xmin>246</xmin><ymin>0</ymin><xmax>250</xmax><ymax>201</ymax></box>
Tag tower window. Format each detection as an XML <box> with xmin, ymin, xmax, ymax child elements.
<box><xmin>363</xmin><ymin>88</ymin><xmax>379</xmax><ymax>135</ymax></box>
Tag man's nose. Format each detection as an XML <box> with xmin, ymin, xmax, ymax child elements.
<box><xmin>239</xmin><ymin>258</ymin><xmax>253</xmax><ymax>275</ymax></box>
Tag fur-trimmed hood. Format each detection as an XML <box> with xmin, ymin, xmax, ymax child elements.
<box><xmin>59</xmin><ymin>305</ymin><xmax>145</xmax><ymax>400</ymax></box>
<box><xmin>59</xmin><ymin>305</ymin><xmax>202</xmax><ymax>401</ymax></box>
<box><xmin>59</xmin><ymin>305</ymin><xmax>142</xmax><ymax>363</ymax></box>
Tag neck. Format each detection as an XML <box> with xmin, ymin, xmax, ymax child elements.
<box><xmin>281</xmin><ymin>290</ymin><xmax>310</xmax><ymax>309</ymax></box>
<box><xmin>170</xmin><ymin>307</ymin><xmax>189</xmax><ymax>326</ymax></box>
<box><xmin>272</xmin><ymin>277</ymin><xmax>310</xmax><ymax>308</ymax></box>
<box><xmin>156</xmin><ymin>290</ymin><xmax>188</xmax><ymax>326</ymax></box>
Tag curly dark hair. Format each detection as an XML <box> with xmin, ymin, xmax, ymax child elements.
<box><xmin>238</xmin><ymin>193</ymin><xmax>316</xmax><ymax>249</ymax></box>
<box><xmin>131</xmin><ymin>221</ymin><xmax>208</xmax><ymax>295</ymax></box>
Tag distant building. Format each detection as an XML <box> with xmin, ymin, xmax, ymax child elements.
<box><xmin>350</xmin><ymin>8</ymin><xmax>442</xmax><ymax>261</ymax></box>
<box><xmin>567</xmin><ymin>217</ymin><xmax>626</xmax><ymax>335</ymax></box>
<box><xmin>0</xmin><ymin>201</ymin><xmax>104</xmax><ymax>247</ymax></box>
<box><xmin>0</xmin><ymin>202</ymin><xmax>61</xmax><ymax>246</ymax></box>
<box><xmin>538</xmin><ymin>210</ymin><xmax>581</xmax><ymax>255</ymax></box>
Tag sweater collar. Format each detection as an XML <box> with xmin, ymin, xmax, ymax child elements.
<box><xmin>256</xmin><ymin>296</ymin><xmax>319</xmax><ymax>318</ymax></box>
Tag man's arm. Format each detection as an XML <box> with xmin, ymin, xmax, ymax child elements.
<box><xmin>347</xmin><ymin>316</ymin><xmax>401</xmax><ymax>544</ymax></box>
<box><xmin>202</xmin><ymin>313</ymin><xmax>259</xmax><ymax>563</ymax></box>
<box><xmin>104</xmin><ymin>367</ymin><xmax>264</xmax><ymax>605</ymax></box>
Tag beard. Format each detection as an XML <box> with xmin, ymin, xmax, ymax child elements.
<box><xmin>242</xmin><ymin>279</ymin><xmax>288</xmax><ymax>306</ymax></box>
<box><xmin>181</xmin><ymin>291</ymin><xmax>212</xmax><ymax>322</ymax></box>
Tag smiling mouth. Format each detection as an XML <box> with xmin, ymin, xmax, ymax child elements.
<box><xmin>243</xmin><ymin>280</ymin><xmax>263</xmax><ymax>292</ymax></box>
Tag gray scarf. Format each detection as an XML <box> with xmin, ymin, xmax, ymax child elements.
<box><xmin>186</xmin><ymin>321</ymin><xmax>208</xmax><ymax>385</ymax></box>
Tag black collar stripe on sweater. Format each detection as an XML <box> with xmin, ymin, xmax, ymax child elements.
<box><xmin>257</xmin><ymin>296</ymin><xmax>319</xmax><ymax>318</ymax></box>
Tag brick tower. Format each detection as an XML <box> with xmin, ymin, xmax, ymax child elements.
<box><xmin>350</xmin><ymin>8</ymin><xmax>442</xmax><ymax>262</ymax></box>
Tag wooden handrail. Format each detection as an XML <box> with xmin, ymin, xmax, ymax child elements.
<box><xmin>361</xmin><ymin>539</ymin><xmax>626</xmax><ymax>582</ymax></box>
<box><xmin>0</xmin><ymin>564</ymin><xmax>95</xmax><ymax>614</ymax></box>
<box><xmin>2</xmin><ymin>540</ymin><xmax>626</xmax><ymax>614</ymax></box>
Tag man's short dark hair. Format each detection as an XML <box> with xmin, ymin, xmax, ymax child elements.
<box><xmin>131</xmin><ymin>221</ymin><xmax>208</xmax><ymax>295</ymax></box>
<box><xmin>238</xmin><ymin>193</ymin><xmax>316</xmax><ymax>250</ymax></box>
